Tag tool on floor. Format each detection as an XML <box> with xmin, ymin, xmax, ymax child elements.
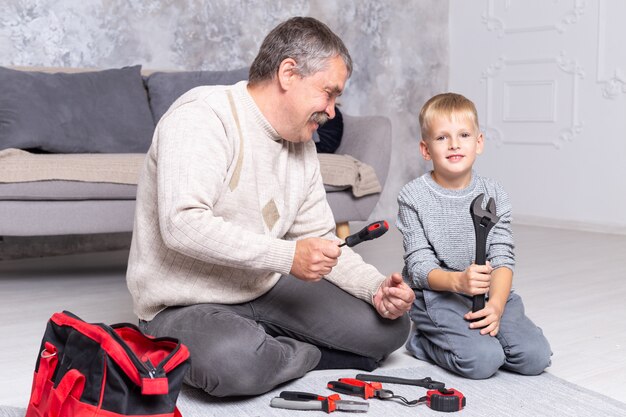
<box><xmin>270</xmin><ymin>391</ymin><xmax>369</xmax><ymax>413</ymax></box>
<box><xmin>327</xmin><ymin>378</ymin><xmax>419</xmax><ymax>406</ymax></box>
<box><xmin>354</xmin><ymin>374</ymin><xmax>466</xmax><ymax>412</ymax></box>
<box><xmin>469</xmin><ymin>193</ymin><xmax>500</xmax><ymax>313</ymax></box>
<box><xmin>355</xmin><ymin>373</ymin><xmax>446</xmax><ymax>390</ymax></box>
<box><xmin>339</xmin><ymin>220</ymin><xmax>389</xmax><ymax>247</ymax></box>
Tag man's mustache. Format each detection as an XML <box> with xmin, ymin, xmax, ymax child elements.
<box><xmin>311</xmin><ymin>112</ymin><xmax>329</xmax><ymax>126</ymax></box>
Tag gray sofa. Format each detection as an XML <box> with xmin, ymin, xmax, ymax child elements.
<box><xmin>0</xmin><ymin>66</ymin><xmax>391</xmax><ymax>240</ymax></box>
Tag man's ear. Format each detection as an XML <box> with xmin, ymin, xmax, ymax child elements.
<box><xmin>476</xmin><ymin>132</ymin><xmax>485</xmax><ymax>155</ymax></box>
<box><xmin>419</xmin><ymin>139</ymin><xmax>432</xmax><ymax>161</ymax></box>
<box><xmin>277</xmin><ymin>58</ymin><xmax>298</xmax><ymax>90</ymax></box>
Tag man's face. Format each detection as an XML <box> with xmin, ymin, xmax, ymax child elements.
<box><xmin>282</xmin><ymin>55</ymin><xmax>349</xmax><ymax>143</ymax></box>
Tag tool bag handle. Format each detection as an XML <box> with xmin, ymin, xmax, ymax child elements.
<box><xmin>51</xmin><ymin>311</ymin><xmax>189</xmax><ymax>396</ymax></box>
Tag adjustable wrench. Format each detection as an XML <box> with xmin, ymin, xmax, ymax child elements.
<box><xmin>469</xmin><ymin>193</ymin><xmax>500</xmax><ymax>313</ymax></box>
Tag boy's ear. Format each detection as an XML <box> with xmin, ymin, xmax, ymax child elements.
<box><xmin>476</xmin><ymin>132</ymin><xmax>485</xmax><ymax>155</ymax></box>
<box><xmin>419</xmin><ymin>139</ymin><xmax>432</xmax><ymax>161</ymax></box>
<box><xmin>277</xmin><ymin>58</ymin><xmax>298</xmax><ymax>91</ymax></box>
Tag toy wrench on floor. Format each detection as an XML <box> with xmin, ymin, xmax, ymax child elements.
<box><xmin>469</xmin><ymin>193</ymin><xmax>500</xmax><ymax>313</ymax></box>
<box><xmin>270</xmin><ymin>391</ymin><xmax>369</xmax><ymax>413</ymax></box>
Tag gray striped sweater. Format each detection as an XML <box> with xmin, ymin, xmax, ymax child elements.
<box><xmin>397</xmin><ymin>171</ymin><xmax>515</xmax><ymax>290</ymax></box>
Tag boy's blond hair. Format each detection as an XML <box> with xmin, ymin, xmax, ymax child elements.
<box><xmin>419</xmin><ymin>93</ymin><xmax>479</xmax><ymax>139</ymax></box>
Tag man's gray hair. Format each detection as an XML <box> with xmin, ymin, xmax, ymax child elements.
<box><xmin>249</xmin><ymin>16</ymin><xmax>352</xmax><ymax>84</ymax></box>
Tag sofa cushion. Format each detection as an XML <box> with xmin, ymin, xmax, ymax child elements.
<box><xmin>0</xmin><ymin>65</ymin><xmax>155</xmax><ymax>153</ymax></box>
<box><xmin>146</xmin><ymin>67</ymin><xmax>249</xmax><ymax>123</ymax></box>
<box><xmin>0</xmin><ymin>181</ymin><xmax>137</xmax><ymax>201</ymax></box>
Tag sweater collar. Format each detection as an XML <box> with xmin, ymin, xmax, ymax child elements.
<box><xmin>422</xmin><ymin>170</ymin><xmax>478</xmax><ymax>197</ymax></box>
<box><xmin>235</xmin><ymin>81</ymin><xmax>282</xmax><ymax>142</ymax></box>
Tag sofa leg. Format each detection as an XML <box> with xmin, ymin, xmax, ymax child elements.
<box><xmin>335</xmin><ymin>222</ymin><xmax>350</xmax><ymax>240</ymax></box>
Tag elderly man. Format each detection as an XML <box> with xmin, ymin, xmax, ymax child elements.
<box><xmin>126</xmin><ymin>16</ymin><xmax>414</xmax><ymax>397</ymax></box>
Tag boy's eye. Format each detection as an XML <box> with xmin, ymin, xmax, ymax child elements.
<box><xmin>461</xmin><ymin>132</ymin><xmax>471</xmax><ymax>138</ymax></box>
<box><xmin>435</xmin><ymin>136</ymin><xmax>446</xmax><ymax>141</ymax></box>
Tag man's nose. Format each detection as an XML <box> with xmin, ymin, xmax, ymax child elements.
<box><xmin>325</xmin><ymin>100</ymin><xmax>336</xmax><ymax>119</ymax></box>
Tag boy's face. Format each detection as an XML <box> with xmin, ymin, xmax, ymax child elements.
<box><xmin>420</xmin><ymin>113</ymin><xmax>484</xmax><ymax>188</ymax></box>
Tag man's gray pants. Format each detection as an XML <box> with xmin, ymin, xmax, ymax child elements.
<box><xmin>406</xmin><ymin>289</ymin><xmax>552</xmax><ymax>379</ymax></box>
<box><xmin>140</xmin><ymin>275</ymin><xmax>410</xmax><ymax>397</ymax></box>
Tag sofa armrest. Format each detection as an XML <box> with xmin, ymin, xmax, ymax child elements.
<box><xmin>335</xmin><ymin>114</ymin><xmax>392</xmax><ymax>190</ymax></box>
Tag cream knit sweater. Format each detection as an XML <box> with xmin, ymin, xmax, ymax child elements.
<box><xmin>126</xmin><ymin>81</ymin><xmax>385</xmax><ymax>320</ymax></box>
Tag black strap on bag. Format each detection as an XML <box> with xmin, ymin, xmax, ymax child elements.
<box><xmin>26</xmin><ymin>311</ymin><xmax>191</xmax><ymax>417</ymax></box>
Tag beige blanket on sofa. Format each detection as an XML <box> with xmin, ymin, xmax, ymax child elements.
<box><xmin>0</xmin><ymin>148</ymin><xmax>381</xmax><ymax>197</ymax></box>
<box><xmin>317</xmin><ymin>153</ymin><xmax>381</xmax><ymax>197</ymax></box>
<box><xmin>0</xmin><ymin>148</ymin><xmax>143</xmax><ymax>184</ymax></box>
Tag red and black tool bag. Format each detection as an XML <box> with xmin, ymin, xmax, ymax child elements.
<box><xmin>26</xmin><ymin>311</ymin><xmax>190</xmax><ymax>417</ymax></box>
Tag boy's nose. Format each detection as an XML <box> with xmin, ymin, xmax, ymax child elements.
<box><xmin>449</xmin><ymin>137</ymin><xmax>460</xmax><ymax>149</ymax></box>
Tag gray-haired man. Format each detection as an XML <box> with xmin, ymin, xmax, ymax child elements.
<box><xmin>127</xmin><ymin>16</ymin><xmax>414</xmax><ymax>397</ymax></box>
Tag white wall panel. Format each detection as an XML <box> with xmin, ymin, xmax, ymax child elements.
<box><xmin>450</xmin><ymin>0</ymin><xmax>626</xmax><ymax>233</ymax></box>
<box><xmin>597</xmin><ymin>0</ymin><xmax>626</xmax><ymax>98</ymax></box>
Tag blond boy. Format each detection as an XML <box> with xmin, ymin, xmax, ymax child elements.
<box><xmin>397</xmin><ymin>93</ymin><xmax>551</xmax><ymax>379</ymax></box>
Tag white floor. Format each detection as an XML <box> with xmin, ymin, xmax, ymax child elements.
<box><xmin>1</xmin><ymin>223</ymin><xmax>625</xmax><ymax>408</ymax></box>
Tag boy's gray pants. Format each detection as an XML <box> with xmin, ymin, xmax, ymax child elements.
<box><xmin>140</xmin><ymin>275</ymin><xmax>409</xmax><ymax>397</ymax></box>
<box><xmin>406</xmin><ymin>289</ymin><xmax>552</xmax><ymax>379</ymax></box>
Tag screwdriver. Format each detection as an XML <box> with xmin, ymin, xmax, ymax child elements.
<box><xmin>339</xmin><ymin>221</ymin><xmax>389</xmax><ymax>247</ymax></box>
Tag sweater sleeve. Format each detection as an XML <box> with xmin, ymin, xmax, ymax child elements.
<box><xmin>285</xmin><ymin>148</ymin><xmax>385</xmax><ymax>304</ymax></box>
<box><xmin>154</xmin><ymin>98</ymin><xmax>295</xmax><ymax>274</ymax></box>
<box><xmin>486</xmin><ymin>183</ymin><xmax>515</xmax><ymax>272</ymax></box>
<box><xmin>396</xmin><ymin>184</ymin><xmax>441</xmax><ymax>290</ymax></box>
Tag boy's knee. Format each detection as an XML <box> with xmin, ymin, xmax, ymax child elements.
<box><xmin>453</xmin><ymin>345</ymin><xmax>506</xmax><ymax>380</ymax></box>
<box><xmin>507</xmin><ymin>340</ymin><xmax>552</xmax><ymax>376</ymax></box>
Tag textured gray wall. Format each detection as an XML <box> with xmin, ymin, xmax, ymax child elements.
<box><xmin>0</xmin><ymin>0</ymin><xmax>448</xmax><ymax>221</ymax></box>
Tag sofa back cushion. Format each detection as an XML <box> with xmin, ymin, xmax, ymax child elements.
<box><xmin>0</xmin><ymin>65</ymin><xmax>155</xmax><ymax>153</ymax></box>
<box><xmin>145</xmin><ymin>67</ymin><xmax>249</xmax><ymax>123</ymax></box>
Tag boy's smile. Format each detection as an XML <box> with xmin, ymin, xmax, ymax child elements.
<box><xmin>420</xmin><ymin>113</ymin><xmax>484</xmax><ymax>189</ymax></box>
<box><xmin>446</xmin><ymin>153</ymin><xmax>464</xmax><ymax>162</ymax></box>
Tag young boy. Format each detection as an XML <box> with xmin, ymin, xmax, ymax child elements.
<box><xmin>397</xmin><ymin>93</ymin><xmax>551</xmax><ymax>379</ymax></box>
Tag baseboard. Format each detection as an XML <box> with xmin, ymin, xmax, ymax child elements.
<box><xmin>513</xmin><ymin>214</ymin><xmax>626</xmax><ymax>236</ymax></box>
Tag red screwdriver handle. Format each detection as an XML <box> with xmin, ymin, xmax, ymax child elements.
<box><xmin>341</xmin><ymin>221</ymin><xmax>389</xmax><ymax>247</ymax></box>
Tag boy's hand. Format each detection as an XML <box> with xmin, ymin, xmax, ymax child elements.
<box><xmin>373</xmin><ymin>273</ymin><xmax>415</xmax><ymax>319</ymax></box>
<box><xmin>456</xmin><ymin>261</ymin><xmax>493</xmax><ymax>296</ymax></box>
<box><xmin>464</xmin><ymin>301</ymin><xmax>504</xmax><ymax>336</ymax></box>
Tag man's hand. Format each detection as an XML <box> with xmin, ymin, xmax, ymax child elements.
<box><xmin>373</xmin><ymin>273</ymin><xmax>415</xmax><ymax>319</ymax></box>
<box><xmin>456</xmin><ymin>261</ymin><xmax>493</xmax><ymax>296</ymax></box>
<box><xmin>464</xmin><ymin>300</ymin><xmax>504</xmax><ymax>337</ymax></box>
<box><xmin>290</xmin><ymin>237</ymin><xmax>341</xmax><ymax>282</ymax></box>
